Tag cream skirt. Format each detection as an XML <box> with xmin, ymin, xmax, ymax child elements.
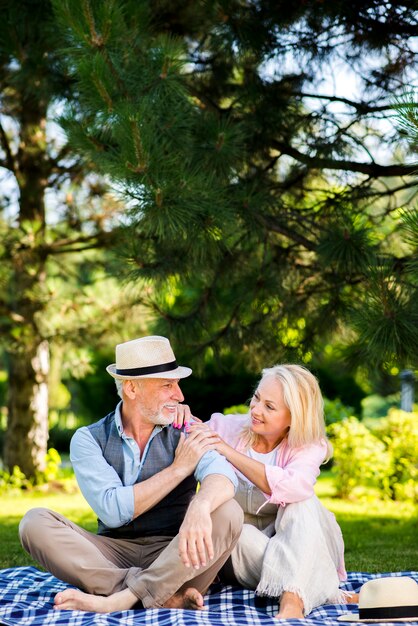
<box><xmin>231</xmin><ymin>494</ymin><xmax>347</xmax><ymax>615</ymax></box>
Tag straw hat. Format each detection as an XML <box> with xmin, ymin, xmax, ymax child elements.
<box><xmin>338</xmin><ymin>577</ymin><xmax>418</xmax><ymax>622</ymax></box>
<box><xmin>106</xmin><ymin>336</ymin><xmax>192</xmax><ymax>380</ymax></box>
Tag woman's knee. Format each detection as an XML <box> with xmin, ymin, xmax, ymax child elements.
<box><xmin>236</xmin><ymin>523</ymin><xmax>269</xmax><ymax>558</ymax></box>
<box><xmin>232</xmin><ymin>524</ymin><xmax>268</xmax><ymax>589</ymax></box>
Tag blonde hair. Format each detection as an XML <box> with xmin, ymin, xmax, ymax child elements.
<box><xmin>240</xmin><ymin>364</ymin><xmax>332</xmax><ymax>462</ymax></box>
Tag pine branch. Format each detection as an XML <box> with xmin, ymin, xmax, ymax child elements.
<box><xmin>0</xmin><ymin>120</ymin><xmax>15</xmax><ymax>173</ymax></box>
<box><xmin>185</xmin><ymin>301</ymin><xmax>244</xmax><ymax>359</ymax></box>
<box><xmin>272</xmin><ymin>140</ymin><xmax>417</xmax><ymax>177</ymax></box>
<box><xmin>297</xmin><ymin>91</ymin><xmax>396</xmax><ymax>115</ymax></box>
<box><xmin>256</xmin><ymin>214</ymin><xmax>317</xmax><ymax>251</ymax></box>
<box><xmin>44</xmin><ymin>230</ymin><xmax>115</xmax><ymax>255</ymax></box>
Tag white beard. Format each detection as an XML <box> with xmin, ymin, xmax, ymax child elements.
<box><xmin>150</xmin><ymin>406</ymin><xmax>176</xmax><ymax>426</ymax></box>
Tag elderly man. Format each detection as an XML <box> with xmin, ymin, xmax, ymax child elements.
<box><xmin>19</xmin><ymin>336</ymin><xmax>243</xmax><ymax>613</ymax></box>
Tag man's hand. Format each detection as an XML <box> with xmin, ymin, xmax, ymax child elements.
<box><xmin>177</xmin><ymin>473</ymin><xmax>236</xmax><ymax>569</ymax></box>
<box><xmin>178</xmin><ymin>498</ymin><xmax>214</xmax><ymax>569</ymax></box>
<box><xmin>172</xmin><ymin>430</ymin><xmax>218</xmax><ymax>476</ymax></box>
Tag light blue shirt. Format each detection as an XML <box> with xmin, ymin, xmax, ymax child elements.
<box><xmin>70</xmin><ymin>401</ymin><xmax>237</xmax><ymax>528</ymax></box>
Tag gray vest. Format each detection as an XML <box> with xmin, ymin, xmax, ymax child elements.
<box><xmin>88</xmin><ymin>411</ymin><xmax>197</xmax><ymax>539</ymax></box>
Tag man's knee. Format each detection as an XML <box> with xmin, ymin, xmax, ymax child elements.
<box><xmin>19</xmin><ymin>507</ymin><xmax>55</xmax><ymax>549</ymax></box>
<box><xmin>211</xmin><ymin>499</ymin><xmax>244</xmax><ymax>540</ymax></box>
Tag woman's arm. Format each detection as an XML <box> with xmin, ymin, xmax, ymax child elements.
<box><xmin>191</xmin><ymin>416</ymin><xmax>327</xmax><ymax>504</ymax></box>
<box><xmin>215</xmin><ymin>439</ymin><xmax>272</xmax><ymax>493</ymax></box>
<box><xmin>190</xmin><ymin>423</ymin><xmax>272</xmax><ymax>494</ymax></box>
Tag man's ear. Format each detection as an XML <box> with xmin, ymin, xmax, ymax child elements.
<box><xmin>123</xmin><ymin>379</ymin><xmax>138</xmax><ymax>399</ymax></box>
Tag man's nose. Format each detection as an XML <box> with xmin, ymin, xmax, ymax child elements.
<box><xmin>172</xmin><ymin>382</ymin><xmax>184</xmax><ymax>402</ymax></box>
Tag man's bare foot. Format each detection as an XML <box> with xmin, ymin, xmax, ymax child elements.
<box><xmin>53</xmin><ymin>587</ymin><xmax>137</xmax><ymax>613</ymax></box>
<box><xmin>275</xmin><ymin>591</ymin><xmax>304</xmax><ymax>620</ymax></box>
<box><xmin>163</xmin><ymin>587</ymin><xmax>205</xmax><ymax>610</ymax></box>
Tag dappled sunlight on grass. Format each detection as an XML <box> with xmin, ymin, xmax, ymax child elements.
<box><xmin>0</xmin><ymin>471</ymin><xmax>416</xmax><ymax>572</ymax></box>
<box><xmin>316</xmin><ymin>471</ymin><xmax>418</xmax><ymax>572</ymax></box>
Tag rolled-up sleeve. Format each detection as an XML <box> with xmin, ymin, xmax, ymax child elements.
<box><xmin>194</xmin><ymin>450</ymin><xmax>238</xmax><ymax>491</ymax></box>
<box><xmin>265</xmin><ymin>441</ymin><xmax>327</xmax><ymax>506</ymax></box>
<box><xmin>70</xmin><ymin>428</ymin><xmax>134</xmax><ymax>528</ymax></box>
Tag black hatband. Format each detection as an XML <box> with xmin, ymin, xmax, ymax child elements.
<box><xmin>360</xmin><ymin>606</ymin><xmax>418</xmax><ymax>620</ymax></box>
<box><xmin>116</xmin><ymin>360</ymin><xmax>178</xmax><ymax>376</ymax></box>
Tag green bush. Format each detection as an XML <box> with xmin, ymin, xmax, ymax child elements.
<box><xmin>328</xmin><ymin>417</ymin><xmax>391</xmax><ymax>499</ymax></box>
<box><xmin>323</xmin><ymin>397</ymin><xmax>355</xmax><ymax>425</ymax></box>
<box><xmin>0</xmin><ymin>465</ymin><xmax>31</xmax><ymax>493</ymax></box>
<box><xmin>361</xmin><ymin>393</ymin><xmax>400</xmax><ymax>419</ymax></box>
<box><xmin>35</xmin><ymin>448</ymin><xmax>62</xmax><ymax>485</ymax></box>
<box><xmin>0</xmin><ymin>448</ymin><xmax>63</xmax><ymax>494</ymax></box>
<box><xmin>370</xmin><ymin>409</ymin><xmax>418</xmax><ymax>502</ymax></box>
<box><xmin>329</xmin><ymin>410</ymin><xmax>418</xmax><ymax>502</ymax></box>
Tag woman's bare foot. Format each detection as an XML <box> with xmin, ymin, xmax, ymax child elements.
<box><xmin>53</xmin><ymin>587</ymin><xmax>137</xmax><ymax>613</ymax></box>
<box><xmin>163</xmin><ymin>587</ymin><xmax>205</xmax><ymax>610</ymax></box>
<box><xmin>275</xmin><ymin>591</ymin><xmax>304</xmax><ymax>620</ymax></box>
<box><xmin>346</xmin><ymin>592</ymin><xmax>359</xmax><ymax>604</ymax></box>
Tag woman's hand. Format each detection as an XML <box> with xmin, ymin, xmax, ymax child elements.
<box><xmin>188</xmin><ymin>423</ymin><xmax>229</xmax><ymax>456</ymax></box>
<box><xmin>171</xmin><ymin>404</ymin><xmax>202</xmax><ymax>430</ymax></box>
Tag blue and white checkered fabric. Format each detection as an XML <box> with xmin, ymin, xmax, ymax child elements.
<box><xmin>0</xmin><ymin>568</ymin><xmax>416</xmax><ymax>625</ymax></box>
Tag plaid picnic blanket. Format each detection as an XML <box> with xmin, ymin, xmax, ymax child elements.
<box><xmin>0</xmin><ymin>567</ymin><xmax>417</xmax><ymax>625</ymax></box>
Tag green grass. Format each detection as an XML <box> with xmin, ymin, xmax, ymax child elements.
<box><xmin>0</xmin><ymin>473</ymin><xmax>417</xmax><ymax>573</ymax></box>
<box><xmin>0</xmin><ymin>480</ymin><xmax>97</xmax><ymax>570</ymax></box>
<box><xmin>315</xmin><ymin>473</ymin><xmax>418</xmax><ymax>572</ymax></box>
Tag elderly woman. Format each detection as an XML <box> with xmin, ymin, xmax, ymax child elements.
<box><xmin>188</xmin><ymin>364</ymin><xmax>355</xmax><ymax>619</ymax></box>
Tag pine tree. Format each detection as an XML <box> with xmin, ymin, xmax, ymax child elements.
<box><xmin>52</xmin><ymin>0</ymin><xmax>418</xmax><ymax>376</ymax></box>
<box><xmin>0</xmin><ymin>1</ymin><xmax>121</xmax><ymax>477</ymax></box>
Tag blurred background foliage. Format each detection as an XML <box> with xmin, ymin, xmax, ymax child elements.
<box><xmin>0</xmin><ymin>0</ymin><xmax>417</xmax><ymax>487</ymax></box>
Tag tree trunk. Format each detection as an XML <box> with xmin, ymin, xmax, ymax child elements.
<box><xmin>4</xmin><ymin>341</ymin><xmax>49</xmax><ymax>476</ymax></box>
<box><xmin>3</xmin><ymin>88</ymin><xmax>50</xmax><ymax>478</ymax></box>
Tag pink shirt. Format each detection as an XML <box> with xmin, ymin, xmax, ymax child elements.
<box><xmin>207</xmin><ymin>412</ymin><xmax>328</xmax><ymax>507</ymax></box>
<box><xmin>207</xmin><ymin>412</ymin><xmax>347</xmax><ymax>582</ymax></box>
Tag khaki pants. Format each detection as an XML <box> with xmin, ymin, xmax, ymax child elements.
<box><xmin>19</xmin><ymin>500</ymin><xmax>243</xmax><ymax>608</ymax></box>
